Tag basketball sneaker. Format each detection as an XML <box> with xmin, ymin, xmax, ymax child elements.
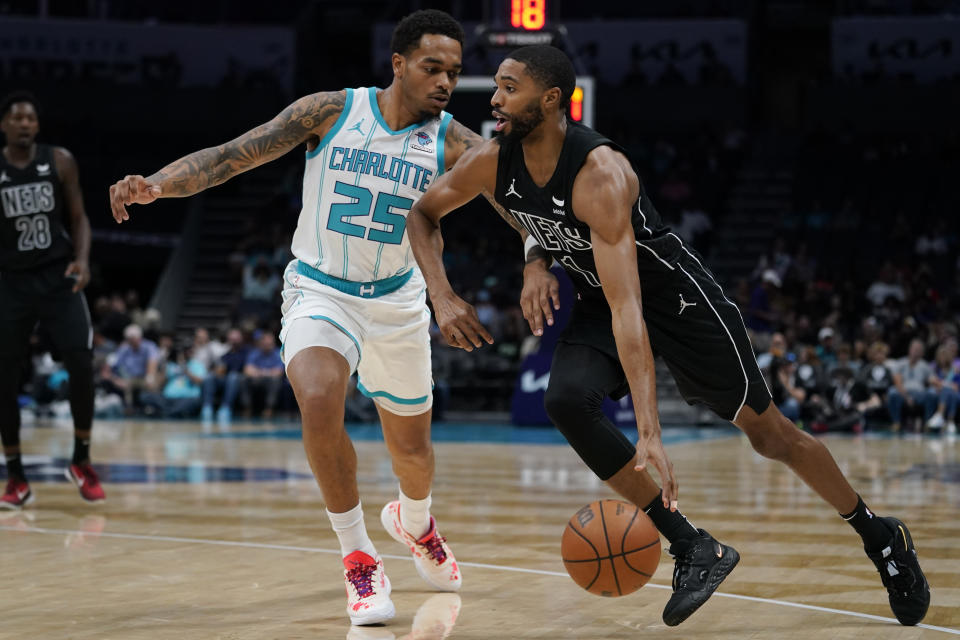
<box><xmin>662</xmin><ymin>529</ymin><xmax>740</xmax><ymax>626</ymax></box>
<box><xmin>380</xmin><ymin>501</ymin><xmax>461</xmax><ymax>592</ymax></box>
<box><xmin>66</xmin><ymin>462</ymin><xmax>106</xmax><ymax>504</ymax></box>
<box><xmin>0</xmin><ymin>477</ymin><xmax>33</xmax><ymax>510</ymax></box>
<box><xmin>343</xmin><ymin>550</ymin><xmax>395</xmax><ymax>626</ymax></box>
<box><xmin>866</xmin><ymin>517</ymin><xmax>929</xmax><ymax>626</ymax></box>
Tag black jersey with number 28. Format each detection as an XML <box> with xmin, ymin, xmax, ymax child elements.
<box><xmin>0</xmin><ymin>144</ymin><xmax>74</xmax><ymax>272</ymax></box>
<box><xmin>493</xmin><ymin>121</ymin><xmax>683</xmax><ymax>304</ymax></box>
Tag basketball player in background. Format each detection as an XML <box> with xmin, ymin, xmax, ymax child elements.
<box><xmin>0</xmin><ymin>91</ymin><xmax>105</xmax><ymax>510</ymax></box>
<box><xmin>109</xmin><ymin>10</ymin><xmax>538</xmax><ymax>626</ymax></box>
<box><xmin>406</xmin><ymin>46</ymin><xmax>929</xmax><ymax>627</ymax></box>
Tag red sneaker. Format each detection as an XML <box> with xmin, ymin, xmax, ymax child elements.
<box><xmin>1</xmin><ymin>477</ymin><xmax>33</xmax><ymax>509</ymax></box>
<box><xmin>65</xmin><ymin>463</ymin><xmax>106</xmax><ymax>504</ymax></box>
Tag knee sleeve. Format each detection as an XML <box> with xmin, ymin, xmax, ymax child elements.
<box><xmin>544</xmin><ymin>367</ymin><xmax>635</xmax><ymax>481</ymax></box>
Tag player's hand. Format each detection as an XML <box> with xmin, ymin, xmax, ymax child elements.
<box><xmin>635</xmin><ymin>427</ymin><xmax>678</xmax><ymax>511</ymax></box>
<box><xmin>431</xmin><ymin>290</ymin><xmax>494</xmax><ymax>352</ymax></box>
<box><xmin>64</xmin><ymin>260</ymin><xmax>91</xmax><ymax>292</ymax></box>
<box><xmin>109</xmin><ymin>175</ymin><xmax>162</xmax><ymax>223</ymax></box>
<box><xmin>520</xmin><ymin>261</ymin><xmax>560</xmax><ymax>337</ymax></box>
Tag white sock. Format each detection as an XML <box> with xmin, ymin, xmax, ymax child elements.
<box><xmin>399</xmin><ymin>489</ymin><xmax>432</xmax><ymax>539</ymax></box>
<box><xmin>326</xmin><ymin>502</ymin><xmax>377</xmax><ymax>558</ymax></box>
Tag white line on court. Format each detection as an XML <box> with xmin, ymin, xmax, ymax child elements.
<box><xmin>2</xmin><ymin>524</ymin><xmax>956</xmax><ymax>635</ymax></box>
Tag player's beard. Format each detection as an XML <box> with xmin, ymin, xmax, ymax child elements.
<box><xmin>495</xmin><ymin>99</ymin><xmax>544</xmax><ymax>142</ymax></box>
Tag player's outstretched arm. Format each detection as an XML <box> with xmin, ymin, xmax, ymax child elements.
<box><xmin>443</xmin><ymin>121</ymin><xmax>557</xmax><ymax>335</ymax></box>
<box><xmin>109</xmin><ymin>91</ymin><xmax>346</xmax><ymax>223</ymax></box>
<box><xmin>407</xmin><ymin>141</ymin><xmax>499</xmax><ymax>351</ymax></box>
<box><xmin>573</xmin><ymin>146</ymin><xmax>678</xmax><ymax>511</ymax></box>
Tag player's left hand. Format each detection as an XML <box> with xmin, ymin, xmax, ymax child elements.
<box><xmin>520</xmin><ymin>261</ymin><xmax>560</xmax><ymax>337</ymax></box>
<box><xmin>431</xmin><ymin>290</ymin><xmax>494</xmax><ymax>352</ymax></box>
<box><xmin>64</xmin><ymin>260</ymin><xmax>91</xmax><ymax>292</ymax></box>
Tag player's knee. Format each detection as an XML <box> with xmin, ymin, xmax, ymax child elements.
<box><xmin>745</xmin><ymin>414</ymin><xmax>800</xmax><ymax>462</ymax></box>
<box><xmin>390</xmin><ymin>438</ymin><xmax>433</xmax><ymax>463</ymax></box>
<box><xmin>295</xmin><ymin>382</ymin><xmax>346</xmax><ymax>417</ymax></box>
<box><xmin>544</xmin><ymin>384</ymin><xmax>601</xmax><ymax>433</ymax></box>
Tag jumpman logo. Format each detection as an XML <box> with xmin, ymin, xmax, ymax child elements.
<box><xmin>678</xmin><ymin>293</ymin><xmax>697</xmax><ymax>315</ymax></box>
<box><xmin>348</xmin><ymin>118</ymin><xmax>366</xmax><ymax>136</ymax></box>
<box><xmin>506</xmin><ymin>178</ymin><xmax>522</xmax><ymax>198</ymax></box>
<box><xmin>0</xmin><ymin>171</ymin><xmax>9</xmax><ymax>183</ymax></box>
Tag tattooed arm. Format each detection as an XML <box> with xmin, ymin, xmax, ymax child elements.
<box><xmin>443</xmin><ymin>119</ymin><xmax>550</xmax><ymax>266</ymax></box>
<box><xmin>109</xmin><ymin>91</ymin><xmax>346</xmax><ymax>222</ymax></box>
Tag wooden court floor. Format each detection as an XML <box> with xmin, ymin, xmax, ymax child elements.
<box><xmin>1</xmin><ymin>418</ymin><xmax>958</xmax><ymax>639</ymax></box>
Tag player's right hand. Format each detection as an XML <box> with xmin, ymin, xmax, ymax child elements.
<box><xmin>430</xmin><ymin>290</ymin><xmax>494</xmax><ymax>352</ymax></box>
<box><xmin>520</xmin><ymin>261</ymin><xmax>560</xmax><ymax>337</ymax></box>
<box><xmin>109</xmin><ymin>175</ymin><xmax>162</xmax><ymax>223</ymax></box>
<box><xmin>635</xmin><ymin>428</ymin><xmax>679</xmax><ymax>512</ymax></box>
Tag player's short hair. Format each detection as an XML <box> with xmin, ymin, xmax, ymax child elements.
<box><xmin>0</xmin><ymin>90</ymin><xmax>39</xmax><ymax>119</ymax></box>
<box><xmin>506</xmin><ymin>45</ymin><xmax>576</xmax><ymax>110</ymax></box>
<box><xmin>390</xmin><ymin>9</ymin><xmax>465</xmax><ymax>57</ymax></box>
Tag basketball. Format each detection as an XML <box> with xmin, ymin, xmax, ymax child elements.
<box><xmin>561</xmin><ymin>499</ymin><xmax>661</xmax><ymax>597</ymax></box>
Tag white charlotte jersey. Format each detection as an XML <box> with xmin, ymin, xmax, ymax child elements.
<box><xmin>291</xmin><ymin>87</ymin><xmax>452</xmax><ymax>282</ymax></box>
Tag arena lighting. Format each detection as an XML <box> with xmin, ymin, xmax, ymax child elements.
<box><xmin>570</xmin><ymin>86</ymin><xmax>584</xmax><ymax>122</ymax></box>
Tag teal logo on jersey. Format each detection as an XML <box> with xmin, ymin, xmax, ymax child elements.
<box><xmin>348</xmin><ymin>119</ymin><xmax>366</xmax><ymax>136</ymax></box>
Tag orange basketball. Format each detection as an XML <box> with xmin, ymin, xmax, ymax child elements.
<box><xmin>561</xmin><ymin>499</ymin><xmax>661</xmax><ymax>597</ymax></box>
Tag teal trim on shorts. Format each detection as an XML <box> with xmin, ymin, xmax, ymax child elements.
<box><xmin>357</xmin><ymin>381</ymin><xmax>429</xmax><ymax>406</ymax></box>
<box><xmin>296</xmin><ymin>260</ymin><xmax>411</xmax><ymax>298</ymax></box>
<box><xmin>306</xmin><ymin>88</ymin><xmax>353</xmax><ymax>159</ymax></box>
<box><xmin>307</xmin><ymin>314</ymin><xmax>362</xmax><ymax>357</ymax></box>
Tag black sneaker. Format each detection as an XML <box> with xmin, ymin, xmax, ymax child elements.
<box><xmin>866</xmin><ymin>517</ymin><xmax>929</xmax><ymax>626</ymax></box>
<box><xmin>662</xmin><ymin>529</ymin><xmax>740</xmax><ymax>626</ymax></box>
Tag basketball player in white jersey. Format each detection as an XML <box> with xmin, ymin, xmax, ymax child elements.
<box><xmin>108</xmin><ymin>10</ymin><xmax>533</xmax><ymax>627</ymax></box>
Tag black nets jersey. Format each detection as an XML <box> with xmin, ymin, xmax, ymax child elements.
<box><xmin>493</xmin><ymin>122</ymin><xmax>682</xmax><ymax>304</ymax></box>
<box><xmin>0</xmin><ymin>144</ymin><xmax>74</xmax><ymax>272</ymax></box>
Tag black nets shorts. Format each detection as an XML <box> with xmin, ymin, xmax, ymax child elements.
<box><xmin>558</xmin><ymin>246</ymin><xmax>770</xmax><ymax>422</ymax></box>
<box><xmin>0</xmin><ymin>259</ymin><xmax>92</xmax><ymax>359</ymax></box>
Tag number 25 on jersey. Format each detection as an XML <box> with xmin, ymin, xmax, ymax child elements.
<box><xmin>326</xmin><ymin>181</ymin><xmax>412</xmax><ymax>245</ymax></box>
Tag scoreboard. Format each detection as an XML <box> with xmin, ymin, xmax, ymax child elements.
<box><xmin>470</xmin><ymin>0</ymin><xmax>594</xmax><ymax>134</ymax></box>
<box><xmin>479</xmin><ymin>0</ymin><xmax>560</xmax><ymax>48</ymax></box>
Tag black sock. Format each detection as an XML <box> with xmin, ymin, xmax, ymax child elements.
<box><xmin>72</xmin><ymin>436</ymin><xmax>90</xmax><ymax>465</ymax></box>
<box><xmin>643</xmin><ymin>495</ymin><xmax>700</xmax><ymax>544</ymax></box>
<box><xmin>4</xmin><ymin>453</ymin><xmax>26</xmax><ymax>480</ymax></box>
<box><xmin>841</xmin><ymin>495</ymin><xmax>892</xmax><ymax>551</ymax></box>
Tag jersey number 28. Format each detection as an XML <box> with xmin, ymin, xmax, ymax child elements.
<box><xmin>15</xmin><ymin>214</ymin><xmax>52</xmax><ymax>251</ymax></box>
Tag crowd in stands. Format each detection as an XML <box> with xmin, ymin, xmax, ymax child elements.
<box><xmin>17</xmin><ymin>288</ymin><xmax>335</xmax><ymax>424</ymax></box>
<box><xmin>738</xmin><ymin>126</ymin><xmax>960</xmax><ymax>434</ymax></box>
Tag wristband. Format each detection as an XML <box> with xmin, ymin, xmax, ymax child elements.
<box><xmin>524</xmin><ymin>235</ymin><xmax>541</xmax><ymax>261</ymax></box>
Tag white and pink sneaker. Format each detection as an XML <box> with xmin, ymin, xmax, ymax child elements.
<box><xmin>380</xmin><ymin>501</ymin><xmax>461</xmax><ymax>592</ymax></box>
<box><xmin>343</xmin><ymin>550</ymin><xmax>395</xmax><ymax>626</ymax></box>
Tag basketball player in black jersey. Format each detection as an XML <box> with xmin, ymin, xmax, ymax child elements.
<box><xmin>406</xmin><ymin>46</ymin><xmax>929</xmax><ymax>627</ymax></box>
<box><xmin>0</xmin><ymin>91</ymin><xmax>105</xmax><ymax>508</ymax></box>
